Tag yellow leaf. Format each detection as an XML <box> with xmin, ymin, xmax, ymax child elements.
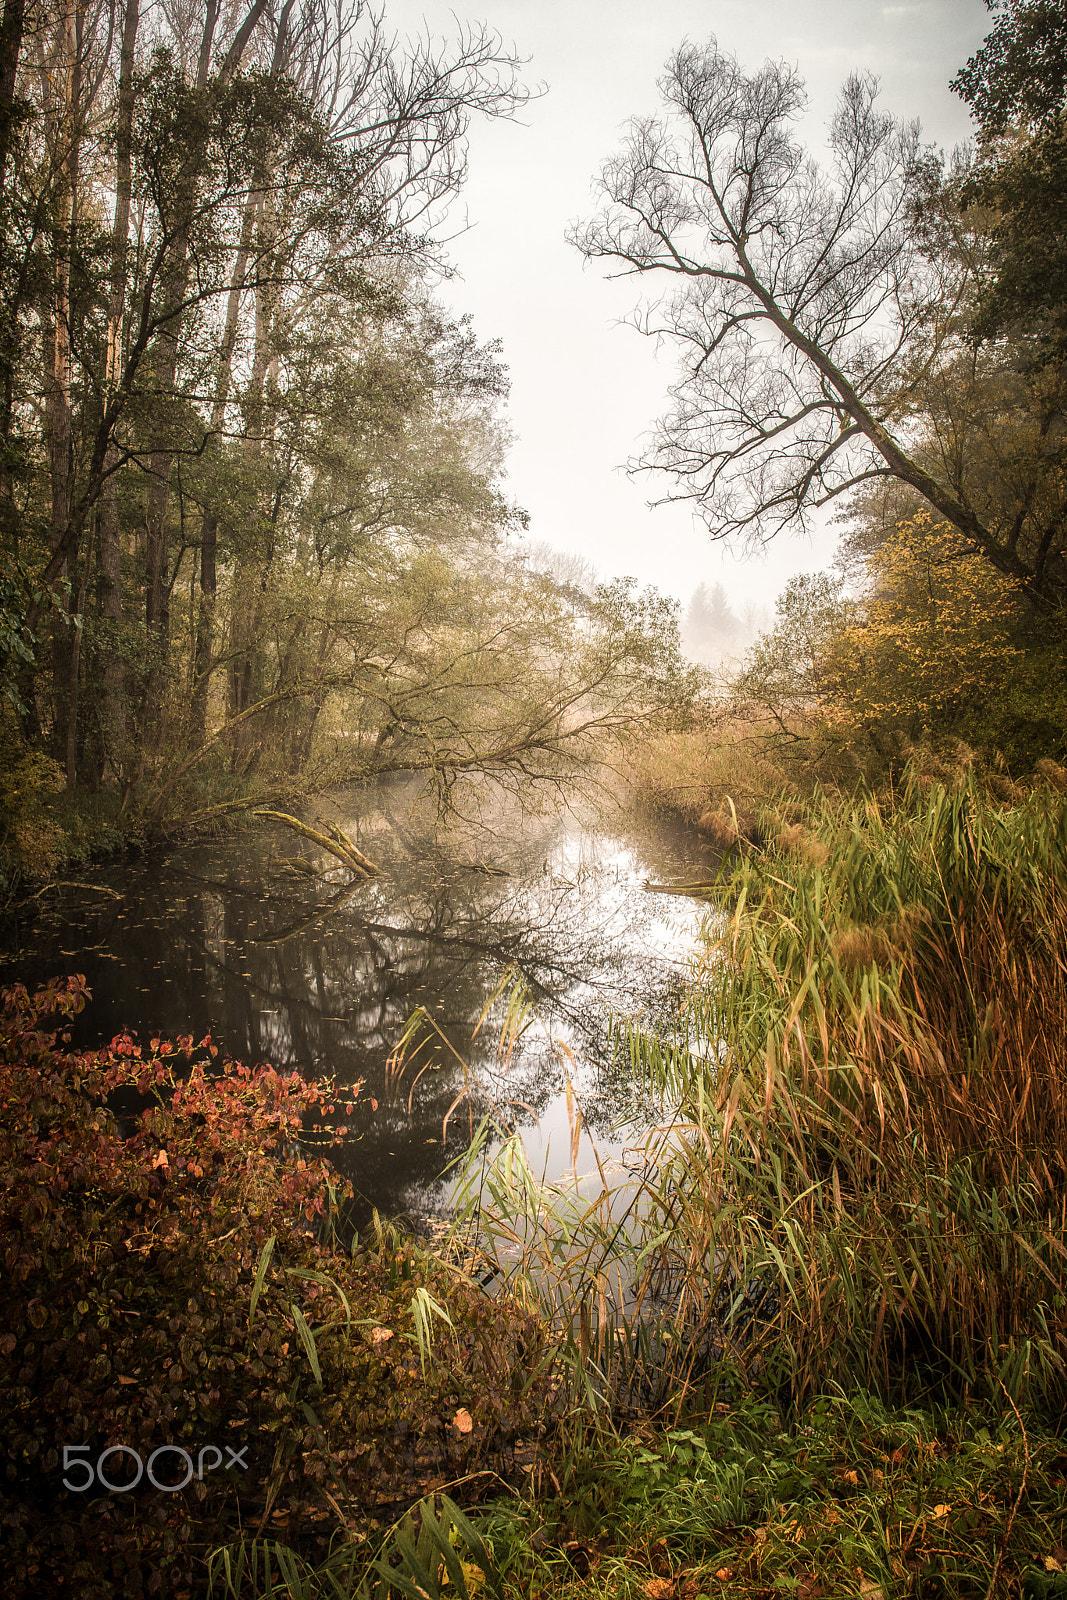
<box><xmin>442</xmin><ymin>1561</ymin><xmax>485</xmax><ymax>1592</ymax></box>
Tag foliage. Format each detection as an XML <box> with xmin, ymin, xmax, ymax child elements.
<box><xmin>952</xmin><ymin>0</ymin><xmax>1067</xmax><ymax>355</ymax></box>
<box><xmin>703</xmin><ymin>513</ymin><xmax>1061</xmax><ymax>783</ymax></box>
<box><xmin>0</xmin><ymin>0</ymin><xmax>575</xmax><ymax>823</ymax></box>
<box><xmin>0</xmin><ymin>978</ymin><xmax>556</xmax><ymax>1597</ymax></box>
<box><xmin>731</xmin><ymin>575</ymin><xmax>855</xmax><ymax>737</ymax></box>
<box><xmin>0</xmin><ymin>726</ymin><xmax>66</xmax><ymax>891</ymax></box>
<box><xmin>962</xmin><ymin>121</ymin><xmax>1067</xmax><ymax>359</ymax></box>
<box><xmin>208</xmin><ymin>1374</ymin><xmax>1067</xmax><ymax>1599</ymax></box>
<box><xmin>840</xmin><ymin>513</ymin><xmax>1026</xmax><ymax>741</ymax></box>
<box><xmin>205</xmin><ymin>1372</ymin><xmax>1067</xmax><ymax>1599</ymax></box>
<box><xmin>952</xmin><ymin>0</ymin><xmax>1067</xmax><ymax>135</ymax></box>
<box><xmin>622</xmin><ymin>716</ymin><xmax>806</xmax><ymax>847</ymax></box>
<box><xmin>0</xmin><ymin>547</ymin><xmax>43</xmax><ymax>717</ymax></box>
<box><xmin>208</xmin><ymin>1493</ymin><xmax>505</xmax><ymax>1600</ymax></box>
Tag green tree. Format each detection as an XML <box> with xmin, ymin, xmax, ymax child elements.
<box><xmin>0</xmin><ymin>0</ymin><xmax>537</xmax><ymax>814</ymax></box>
<box><xmin>731</xmin><ymin>572</ymin><xmax>855</xmax><ymax>749</ymax></box>
<box><xmin>952</xmin><ymin>0</ymin><xmax>1067</xmax><ymax>360</ymax></box>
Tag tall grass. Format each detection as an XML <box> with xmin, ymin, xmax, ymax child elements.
<box><xmin>450</xmin><ymin>771</ymin><xmax>1067</xmax><ymax>1418</ymax></box>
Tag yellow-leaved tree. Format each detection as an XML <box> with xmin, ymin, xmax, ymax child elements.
<box><xmin>843</xmin><ymin>513</ymin><xmax>1023</xmax><ymax>739</ymax></box>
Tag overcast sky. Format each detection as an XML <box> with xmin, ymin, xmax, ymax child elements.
<box><xmin>386</xmin><ymin>0</ymin><xmax>993</xmax><ymax>618</ymax></box>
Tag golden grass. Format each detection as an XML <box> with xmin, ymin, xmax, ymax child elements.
<box><xmin>452</xmin><ymin>767</ymin><xmax>1067</xmax><ymax>1420</ymax></box>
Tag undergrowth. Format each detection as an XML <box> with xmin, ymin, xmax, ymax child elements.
<box><xmin>0</xmin><ymin>979</ymin><xmax>554</xmax><ymax>1597</ymax></box>
<box><xmin>207</xmin><ymin>1391</ymin><xmax>1067</xmax><ymax>1599</ymax></box>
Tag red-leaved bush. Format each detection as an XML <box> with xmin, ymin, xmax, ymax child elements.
<box><xmin>0</xmin><ymin>978</ymin><xmax>554</xmax><ymax>1598</ymax></box>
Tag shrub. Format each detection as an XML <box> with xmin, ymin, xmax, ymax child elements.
<box><xmin>0</xmin><ymin>978</ymin><xmax>555</xmax><ymax>1596</ymax></box>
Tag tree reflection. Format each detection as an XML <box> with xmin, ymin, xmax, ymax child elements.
<box><xmin>2</xmin><ymin>786</ymin><xmax>716</xmax><ymax>1222</ymax></box>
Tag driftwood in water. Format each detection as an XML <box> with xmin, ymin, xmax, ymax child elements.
<box><xmin>252</xmin><ymin>809</ymin><xmax>380</xmax><ymax>878</ymax></box>
<box><xmin>643</xmin><ymin>879</ymin><xmax>717</xmax><ymax>897</ymax></box>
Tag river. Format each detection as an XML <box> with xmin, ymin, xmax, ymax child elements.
<box><xmin>2</xmin><ymin>782</ymin><xmax>719</xmax><ymax>1226</ymax></box>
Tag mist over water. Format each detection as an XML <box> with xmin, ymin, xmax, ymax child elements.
<box><xmin>2</xmin><ymin>781</ymin><xmax>719</xmax><ymax>1224</ymax></box>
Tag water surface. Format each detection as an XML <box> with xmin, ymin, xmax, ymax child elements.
<box><xmin>3</xmin><ymin>784</ymin><xmax>719</xmax><ymax>1222</ymax></box>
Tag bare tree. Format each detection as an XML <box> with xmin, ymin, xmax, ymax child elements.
<box><xmin>520</xmin><ymin>540</ymin><xmax>598</xmax><ymax>598</ymax></box>
<box><xmin>571</xmin><ymin>39</ymin><xmax>1063</xmax><ymax>611</ymax></box>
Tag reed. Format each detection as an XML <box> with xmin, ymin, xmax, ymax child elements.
<box><xmin>450</xmin><ymin>769</ymin><xmax>1067</xmax><ymax>1418</ymax></box>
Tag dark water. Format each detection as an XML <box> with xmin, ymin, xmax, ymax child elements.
<box><xmin>2</xmin><ymin>783</ymin><xmax>718</xmax><ymax>1223</ymax></box>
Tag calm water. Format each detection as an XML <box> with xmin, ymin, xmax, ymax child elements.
<box><xmin>2</xmin><ymin>783</ymin><xmax>719</xmax><ymax>1223</ymax></box>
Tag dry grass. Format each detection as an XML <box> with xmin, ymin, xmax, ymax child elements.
<box><xmin>622</xmin><ymin>718</ymin><xmax>801</xmax><ymax>835</ymax></box>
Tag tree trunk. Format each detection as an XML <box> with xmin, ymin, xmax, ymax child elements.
<box><xmin>188</xmin><ymin>3</ymin><xmax>292</xmax><ymax>751</ymax></box>
<box><xmin>227</xmin><ymin>188</ymin><xmax>278</xmax><ymax>772</ymax></box>
<box><xmin>46</xmin><ymin>0</ymin><xmax>79</xmax><ymax>781</ymax></box>
<box><xmin>141</xmin><ymin>0</ymin><xmax>268</xmax><ymax>743</ymax></box>
<box><xmin>189</xmin><ymin>187</ymin><xmax>259</xmax><ymax>748</ymax></box>
<box><xmin>0</xmin><ymin>0</ymin><xmax>27</xmax><ymax>538</ymax></box>
<box><xmin>97</xmin><ymin>0</ymin><xmax>139</xmax><ymax>782</ymax></box>
<box><xmin>0</xmin><ymin>0</ymin><xmax>24</xmax><ymax>204</ymax></box>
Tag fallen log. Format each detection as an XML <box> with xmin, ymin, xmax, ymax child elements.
<box><xmin>643</xmin><ymin>879</ymin><xmax>717</xmax><ymax>897</ymax></box>
<box><xmin>252</xmin><ymin>809</ymin><xmax>380</xmax><ymax>878</ymax></box>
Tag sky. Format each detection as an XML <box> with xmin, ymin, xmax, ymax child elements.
<box><xmin>385</xmin><ymin>0</ymin><xmax>993</xmax><ymax>619</ymax></box>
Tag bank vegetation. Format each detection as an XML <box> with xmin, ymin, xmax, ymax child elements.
<box><xmin>4</xmin><ymin>0</ymin><xmax>1067</xmax><ymax>1596</ymax></box>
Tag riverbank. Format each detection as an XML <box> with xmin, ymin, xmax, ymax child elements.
<box><xmin>0</xmin><ymin>977</ymin><xmax>559</xmax><ymax>1596</ymax></box>
<box><xmin>623</xmin><ymin>716</ymin><xmax>1067</xmax><ymax>859</ymax></box>
<box><xmin>6</xmin><ymin>977</ymin><xmax>1066</xmax><ymax>1600</ymax></box>
<box><xmin>6</xmin><ymin>766</ymin><xmax>1067</xmax><ymax>1597</ymax></box>
<box><xmin>0</xmin><ymin>762</ymin><xmax>300</xmax><ymax>914</ymax></box>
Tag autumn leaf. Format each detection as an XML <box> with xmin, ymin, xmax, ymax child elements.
<box><xmin>457</xmin><ymin>1559</ymin><xmax>486</xmax><ymax>1592</ymax></box>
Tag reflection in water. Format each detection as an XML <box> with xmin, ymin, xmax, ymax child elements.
<box><xmin>2</xmin><ymin>784</ymin><xmax>719</xmax><ymax>1224</ymax></box>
